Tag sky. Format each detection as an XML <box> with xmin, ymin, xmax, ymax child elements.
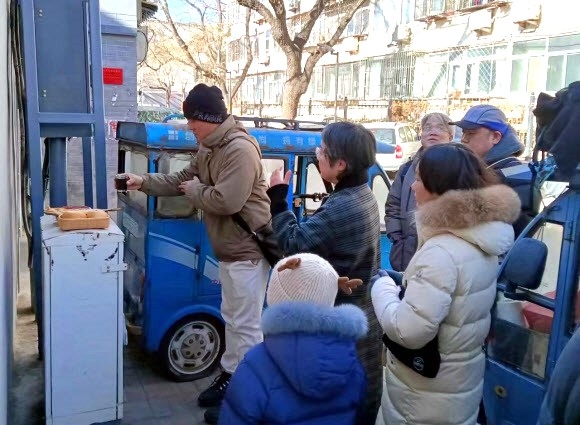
<box><xmin>157</xmin><ymin>0</ymin><xmax>204</xmax><ymax>23</ymax></box>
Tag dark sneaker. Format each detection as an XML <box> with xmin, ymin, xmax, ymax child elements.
<box><xmin>204</xmin><ymin>405</ymin><xmax>221</xmax><ymax>425</ymax></box>
<box><xmin>198</xmin><ymin>372</ymin><xmax>231</xmax><ymax>407</ymax></box>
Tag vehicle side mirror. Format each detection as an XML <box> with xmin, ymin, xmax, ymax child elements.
<box><xmin>500</xmin><ymin>238</ymin><xmax>548</xmax><ymax>300</ymax></box>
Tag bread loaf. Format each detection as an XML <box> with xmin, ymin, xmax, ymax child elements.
<box><xmin>60</xmin><ymin>210</ymin><xmax>88</xmax><ymax>219</ymax></box>
<box><xmin>86</xmin><ymin>210</ymin><xmax>109</xmax><ymax>218</ymax></box>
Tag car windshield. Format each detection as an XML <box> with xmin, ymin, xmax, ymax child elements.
<box><xmin>371</xmin><ymin>128</ymin><xmax>396</xmax><ymax>145</ymax></box>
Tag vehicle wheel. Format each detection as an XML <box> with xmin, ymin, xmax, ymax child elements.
<box><xmin>386</xmin><ymin>171</ymin><xmax>397</xmax><ymax>181</ymax></box>
<box><xmin>158</xmin><ymin>314</ymin><xmax>224</xmax><ymax>382</ymax></box>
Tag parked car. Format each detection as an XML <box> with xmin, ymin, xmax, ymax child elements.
<box><xmin>362</xmin><ymin>122</ymin><xmax>421</xmax><ymax>175</ymax></box>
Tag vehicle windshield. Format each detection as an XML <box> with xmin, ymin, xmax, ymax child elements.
<box><xmin>371</xmin><ymin>128</ymin><xmax>396</xmax><ymax>145</ymax></box>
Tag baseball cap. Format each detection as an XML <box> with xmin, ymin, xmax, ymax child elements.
<box><xmin>449</xmin><ymin>105</ymin><xmax>509</xmax><ymax>135</ymax></box>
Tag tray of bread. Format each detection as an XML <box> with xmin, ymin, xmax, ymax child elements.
<box><xmin>45</xmin><ymin>206</ymin><xmax>118</xmax><ymax>231</ymax></box>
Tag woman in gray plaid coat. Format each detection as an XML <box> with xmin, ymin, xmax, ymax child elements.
<box><xmin>267</xmin><ymin>122</ymin><xmax>382</xmax><ymax>425</ymax></box>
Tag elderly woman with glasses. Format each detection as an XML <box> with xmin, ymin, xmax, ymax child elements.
<box><xmin>385</xmin><ymin>112</ymin><xmax>455</xmax><ymax>272</ymax></box>
<box><xmin>267</xmin><ymin>121</ymin><xmax>383</xmax><ymax>425</ymax></box>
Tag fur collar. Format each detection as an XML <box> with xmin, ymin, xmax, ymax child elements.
<box><xmin>261</xmin><ymin>302</ymin><xmax>368</xmax><ymax>340</ymax></box>
<box><xmin>416</xmin><ymin>184</ymin><xmax>521</xmax><ymax>242</ymax></box>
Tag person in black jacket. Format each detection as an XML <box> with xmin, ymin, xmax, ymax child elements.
<box><xmin>451</xmin><ymin>105</ymin><xmax>536</xmax><ymax>236</ymax></box>
<box><xmin>537</xmin><ymin>326</ymin><xmax>580</xmax><ymax>425</ymax></box>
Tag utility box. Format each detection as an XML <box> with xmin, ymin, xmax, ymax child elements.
<box><xmin>41</xmin><ymin>215</ymin><xmax>125</xmax><ymax>425</ymax></box>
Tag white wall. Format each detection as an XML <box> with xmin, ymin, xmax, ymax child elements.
<box><xmin>0</xmin><ymin>0</ymin><xmax>20</xmax><ymax>423</ymax></box>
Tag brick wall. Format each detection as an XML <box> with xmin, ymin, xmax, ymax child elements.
<box><xmin>67</xmin><ymin>2</ymin><xmax>138</xmax><ymax>208</ymax></box>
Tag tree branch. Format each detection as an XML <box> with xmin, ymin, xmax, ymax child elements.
<box><xmin>159</xmin><ymin>0</ymin><xmax>220</xmax><ymax>81</ymax></box>
<box><xmin>184</xmin><ymin>0</ymin><xmax>206</xmax><ymax>23</ymax></box>
<box><xmin>302</xmin><ymin>0</ymin><xmax>366</xmax><ymax>77</ymax></box>
<box><xmin>294</xmin><ymin>0</ymin><xmax>325</xmax><ymax>48</ymax></box>
<box><xmin>236</xmin><ymin>0</ymin><xmax>293</xmax><ymax>48</ymax></box>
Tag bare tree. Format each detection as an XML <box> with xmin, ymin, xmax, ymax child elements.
<box><xmin>156</xmin><ymin>0</ymin><xmax>253</xmax><ymax>108</ymax></box>
<box><xmin>237</xmin><ymin>0</ymin><xmax>366</xmax><ymax>118</ymax></box>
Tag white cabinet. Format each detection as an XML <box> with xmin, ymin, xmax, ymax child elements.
<box><xmin>41</xmin><ymin>216</ymin><xmax>125</xmax><ymax>425</ymax></box>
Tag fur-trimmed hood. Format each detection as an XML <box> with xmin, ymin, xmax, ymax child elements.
<box><xmin>416</xmin><ymin>184</ymin><xmax>521</xmax><ymax>255</ymax></box>
<box><xmin>261</xmin><ymin>302</ymin><xmax>367</xmax><ymax>399</ymax></box>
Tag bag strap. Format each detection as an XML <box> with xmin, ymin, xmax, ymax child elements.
<box><xmin>232</xmin><ymin>212</ymin><xmax>256</xmax><ymax>236</ymax></box>
<box><xmin>399</xmin><ymin>160</ymin><xmax>413</xmax><ymax>183</ymax></box>
<box><xmin>488</xmin><ymin>156</ymin><xmax>518</xmax><ymax>170</ymax></box>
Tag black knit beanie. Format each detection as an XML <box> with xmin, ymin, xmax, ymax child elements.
<box><xmin>182</xmin><ymin>83</ymin><xmax>229</xmax><ymax>123</ymax></box>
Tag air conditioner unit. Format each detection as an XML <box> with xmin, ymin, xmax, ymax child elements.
<box><xmin>469</xmin><ymin>9</ymin><xmax>493</xmax><ymax>35</ymax></box>
<box><xmin>342</xmin><ymin>36</ymin><xmax>359</xmax><ymax>54</ymax></box>
<box><xmin>511</xmin><ymin>0</ymin><xmax>541</xmax><ymax>30</ymax></box>
<box><xmin>288</xmin><ymin>0</ymin><xmax>300</xmax><ymax>13</ymax></box>
<box><xmin>258</xmin><ymin>55</ymin><xmax>270</xmax><ymax>65</ymax></box>
<box><xmin>393</xmin><ymin>24</ymin><xmax>412</xmax><ymax>44</ymax></box>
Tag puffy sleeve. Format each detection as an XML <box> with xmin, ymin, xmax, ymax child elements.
<box><xmin>218</xmin><ymin>359</ymin><xmax>268</xmax><ymax>425</ymax></box>
<box><xmin>372</xmin><ymin>244</ymin><xmax>457</xmax><ymax>349</ymax></box>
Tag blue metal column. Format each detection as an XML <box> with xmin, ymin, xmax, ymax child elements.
<box><xmin>20</xmin><ymin>0</ymin><xmax>45</xmax><ymax>355</ymax></box>
<box><xmin>47</xmin><ymin>137</ymin><xmax>68</xmax><ymax>207</ymax></box>
<box><xmin>82</xmin><ymin>136</ymin><xmax>94</xmax><ymax>207</ymax></box>
<box><xmin>19</xmin><ymin>0</ymin><xmax>108</xmax><ymax>357</ymax></box>
<box><xmin>88</xmin><ymin>0</ymin><xmax>108</xmax><ymax>209</ymax></box>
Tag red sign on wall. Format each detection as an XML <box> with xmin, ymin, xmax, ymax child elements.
<box><xmin>103</xmin><ymin>67</ymin><xmax>124</xmax><ymax>85</ymax></box>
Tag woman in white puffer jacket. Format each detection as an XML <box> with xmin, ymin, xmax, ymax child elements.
<box><xmin>372</xmin><ymin>143</ymin><xmax>521</xmax><ymax>425</ymax></box>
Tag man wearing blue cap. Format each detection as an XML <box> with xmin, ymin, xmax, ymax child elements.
<box><xmin>451</xmin><ymin>104</ymin><xmax>536</xmax><ymax>236</ymax></box>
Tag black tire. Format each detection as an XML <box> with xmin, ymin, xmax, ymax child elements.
<box><xmin>158</xmin><ymin>314</ymin><xmax>224</xmax><ymax>382</ymax></box>
<box><xmin>386</xmin><ymin>170</ymin><xmax>398</xmax><ymax>180</ymax></box>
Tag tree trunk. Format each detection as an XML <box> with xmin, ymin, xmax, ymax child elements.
<box><xmin>165</xmin><ymin>89</ymin><xmax>171</xmax><ymax>108</ymax></box>
<box><xmin>281</xmin><ymin>54</ymin><xmax>310</xmax><ymax>119</ymax></box>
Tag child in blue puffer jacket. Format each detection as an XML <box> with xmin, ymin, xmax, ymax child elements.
<box><xmin>218</xmin><ymin>253</ymin><xmax>368</xmax><ymax>425</ymax></box>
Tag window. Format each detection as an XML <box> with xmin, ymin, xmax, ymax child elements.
<box><xmin>228</xmin><ymin>39</ymin><xmax>244</xmax><ymax>62</ymax></box>
<box><xmin>478</xmin><ymin>60</ymin><xmax>496</xmax><ymax>92</ymax></box>
<box><xmin>401</xmin><ymin>0</ymin><xmax>414</xmax><ymax>24</ymax></box>
<box><xmin>415</xmin><ymin>0</ymin><xmax>455</xmax><ymax>19</ymax></box>
<box><xmin>372</xmin><ymin>128</ymin><xmax>396</xmax><ymax>145</ymax></box>
<box><xmin>413</xmin><ymin>52</ymin><xmax>448</xmax><ymax>98</ymax></box>
<box><xmin>487</xmin><ymin>222</ymin><xmax>564</xmax><ymax>380</ymax></box>
<box><xmin>261</xmin><ymin>158</ymin><xmax>285</xmax><ymax>186</ymax></box>
<box><xmin>365</xmin><ymin>59</ymin><xmax>383</xmax><ymax>99</ymax></box>
<box><xmin>372</xmin><ymin>175</ymin><xmax>389</xmax><ymax>232</ymax></box>
<box><xmin>548</xmin><ymin>34</ymin><xmax>580</xmax><ymax>53</ymax></box>
<box><xmin>510</xmin><ymin>56</ymin><xmax>544</xmax><ymax>93</ymax></box>
<box><xmin>513</xmin><ymin>39</ymin><xmax>546</xmax><ymax>55</ymax></box>
<box><xmin>398</xmin><ymin>127</ymin><xmax>409</xmax><ymax>143</ymax></box>
<box><xmin>404</xmin><ymin>126</ymin><xmax>418</xmax><ymax>142</ymax></box>
<box><xmin>323</xmin><ymin>66</ymin><xmax>336</xmax><ymax>99</ymax></box>
<box><xmin>346</xmin><ymin>8</ymin><xmax>369</xmax><ymax>37</ymax></box>
<box><xmin>253</xmin><ymin>37</ymin><xmax>259</xmax><ymax>58</ymax></box>
<box><xmin>338</xmin><ymin>62</ymin><xmax>360</xmax><ymax>99</ymax></box>
<box><xmin>265</xmin><ymin>30</ymin><xmax>271</xmax><ymax>56</ymax></box>
<box><xmin>155</xmin><ymin>153</ymin><xmax>200</xmax><ymax>218</ymax></box>
<box><xmin>304</xmin><ymin>162</ymin><xmax>328</xmax><ymax>213</ymax></box>
<box><xmin>121</xmin><ymin>150</ymin><xmax>148</xmax><ymax>212</ymax></box>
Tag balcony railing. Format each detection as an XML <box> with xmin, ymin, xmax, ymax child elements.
<box><xmin>415</xmin><ymin>0</ymin><xmax>509</xmax><ymax>21</ymax></box>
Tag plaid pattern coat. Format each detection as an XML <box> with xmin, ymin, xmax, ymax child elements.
<box><xmin>271</xmin><ymin>173</ymin><xmax>382</xmax><ymax>425</ymax></box>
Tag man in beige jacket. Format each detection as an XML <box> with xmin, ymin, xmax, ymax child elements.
<box><xmin>123</xmin><ymin>84</ymin><xmax>271</xmax><ymax>424</ymax></box>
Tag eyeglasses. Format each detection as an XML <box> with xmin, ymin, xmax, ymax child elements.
<box><xmin>315</xmin><ymin>147</ymin><xmax>325</xmax><ymax>159</ymax></box>
<box><xmin>422</xmin><ymin>124</ymin><xmax>448</xmax><ymax>133</ymax></box>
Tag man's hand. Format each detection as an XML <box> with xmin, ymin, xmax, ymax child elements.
<box><xmin>269</xmin><ymin>167</ymin><xmax>293</xmax><ymax>188</ymax></box>
<box><xmin>124</xmin><ymin>173</ymin><xmax>144</xmax><ymax>190</ymax></box>
<box><xmin>179</xmin><ymin>177</ymin><xmax>201</xmax><ymax>197</ymax></box>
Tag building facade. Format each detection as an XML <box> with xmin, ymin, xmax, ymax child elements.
<box><xmin>225</xmin><ymin>0</ymin><xmax>579</xmax><ymax>132</ymax></box>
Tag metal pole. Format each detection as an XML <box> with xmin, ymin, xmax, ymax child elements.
<box><xmin>525</xmin><ymin>92</ymin><xmax>536</xmax><ymax>160</ymax></box>
<box><xmin>228</xmin><ymin>71</ymin><xmax>232</xmax><ymax>112</ymax></box>
<box><xmin>48</xmin><ymin>138</ymin><xmax>68</xmax><ymax>207</ymax></box>
<box><xmin>333</xmin><ymin>52</ymin><xmax>339</xmax><ymax>121</ymax></box>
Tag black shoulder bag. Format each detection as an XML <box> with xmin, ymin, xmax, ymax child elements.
<box><xmin>232</xmin><ymin>213</ymin><xmax>283</xmax><ymax>267</ymax></box>
<box><xmin>382</xmin><ymin>281</ymin><xmax>441</xmax><ymax>379</ymax></box>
